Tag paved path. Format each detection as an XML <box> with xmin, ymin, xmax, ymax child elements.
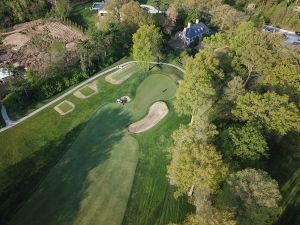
<box><xmin>0</xmin><ymin>61</ymin><xmax>184</xmax><ymax>133</ymax></box>
<box><xmin>1</xmin><ymin>105</ymin><xmax>15</xmax><ymax>126</ymax></box>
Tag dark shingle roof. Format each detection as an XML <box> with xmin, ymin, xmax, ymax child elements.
<box><xmin>185</xmin><ymin>22</ymin><xmax>209</xmax><ymax>39</ymax></box>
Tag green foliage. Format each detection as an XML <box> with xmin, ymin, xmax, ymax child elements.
<box><xmin>232</xmin><ymin>91</ymin><xmax>300</xmax><ymax>135</ymax></box>
<box><xmin>221</xmin><ymin>124</ymin><xmax>269</xmax><ymax>161</ymax></box>
<box><xmin>223</xmin><ymin>76</ymin><xmax>245</xmax><ymax>103</ymax></box>
<box><xmin>223</xmin><ymin>169</ymin><xmax>282</xmax><ymax>225</ymax></box>
<box><xmin>0</xmin><ymin>0</ymin><xmax>49</xmax><ymax>29</ymax></box>
<box><xmin>54</xmin><ymin>0</ymin><xmax>71</xmax><ymax>17</ymax></box>
<box><xmin>132</xmin><ymin>25</ymin><xmax>163</xmax><ymax>68</ymax></box>
<box><xmin>79</xmin><ymin>22</ymin><xmax>130</xmax><ymax>74</ymax></box>
<box><xmin>168</xmin><ymin>117</ymin><xmax>228</xmax><ymax>199</ymax></box>
<box><xmin>174</xmin><ymin>50</ymin><xmax>224</xmax><ymax>116</ymax></box>
<box><xmin>120</xmin><ymin>1</ymin><xmax>154</xmax><ymax>32</ymax></box>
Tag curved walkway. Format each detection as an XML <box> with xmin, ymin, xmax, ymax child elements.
<box><xmin>1</xmin><ymin>105</ymin><xmax>15</xmax><ymax>126</ymax></box>
<box><xmin>0</xmin><ymin>61</ymin><xmax>184</xmax><ymax>133</ymax></box>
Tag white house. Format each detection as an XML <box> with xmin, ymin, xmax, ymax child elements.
<box><xmin>0</xmin><ymin>68</ymin><xmax>13</xmax><ymax>83</ymax></box>
<box><xmin>179</xmin><ymin>20</ymin><xmax>210</xmax><ymax>46</ymax></box>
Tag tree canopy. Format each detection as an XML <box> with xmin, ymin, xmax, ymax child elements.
<box><xmin>221</xmin><ymin>124</ymin><xmax>269</xmax><ymax>161</ymax></box>
<box><xmin>232</xmin><ymin>92</ymin><xmax>300</xmax><ymax>135</ymax></box>
<box><xmin>223</xmin><ymin>169</ymin><xmax>282</xmax><ymax>225</ymax></box>
<box><xmin>132</xmin><ymin>25</ymin><xmax>163</xmax><ymax>68</ymax></box>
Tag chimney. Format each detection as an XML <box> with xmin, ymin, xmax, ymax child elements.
<box><xmin>196</xmin><ymin>19</ymin><xmax>199</xmax><ymax>24</ymax></box>
<box><xmin>187</xmin><ymin>22</ymin><xmax>191</xmax><ymax>28</ymax></box>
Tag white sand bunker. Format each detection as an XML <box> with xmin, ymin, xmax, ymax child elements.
<box><xmin>105</xmin><ymin>64</ymin><xmax>137</xmax><ymax>85</ymax></box>
<box><xmin>73</xmin><ymin>82</ymin><xmax>98</xmax><ymax>99</ymax></box>
<box><xmin>54</xmin><ymin>100</ymin><xmax>75</xmax><ymax>115</ymax></box>
<box><xmin>128</xmin><ymin>101</ymin><xmax>169</xmax><ymax>133</ymax></box>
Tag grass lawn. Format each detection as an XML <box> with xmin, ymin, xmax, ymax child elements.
<box><xmin>0</xmin><ymin>63</ymin><xmax>190</xmax><ymax>225</ymax></box>
<box><xmin>69</xmin><ymin>1</ymin><xmax>99</xmax><ymax>30</ymax></box>
<box><xmin>79</xmin><ymin>85</ymin><xmax>97</xmax><ymax>97</ymax></box>
<box><xmin>123</xmin><ymin>103</ymin><xmax>194</xmax><ymax>225</ymax></box>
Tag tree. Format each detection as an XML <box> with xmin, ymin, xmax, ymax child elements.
<box><xmin>211</xmin><ymin>4</ymin><xmax>248</xmax><ymax>30</ymax></box>
<box><xmin>168</xmin><ymin>118</ymin><xmax>228</xmax><ymax>200</ymax></box>
<box><xmin>180</xmin><ymin>209</ymin><xmax>236</xmax><ymax>225</ymax></box>
<box><xmin>105</xmin><ymin>0</ymin><xmax>130</xmax><ymax>20</ymax></box>
<box><xmin>120</xmin><ymin>1</ymin><xmax>153</xmax><ymax>32</ymax></box>
<box><xmin>161</xmin><ymin>4</ymin><xmax>178</xmax><ymax>34</ymax></box>
<box><xmin>174</xmin><ymin>50</ymin><xmax>224</xmax><ymax>117</ymax></box>
<box><xmin>223</xmin><ymin>76</ymin><xmax>245</xmax><ymax>103</ymax></box>
<box><xmin>232</xmin><ymin>91</ymin><xmax>300</xmax><ymax>135</ymax></box>
<box><xmin>263</xmin><ymin>54</ymin><xmax>300</xmax><ymax>96</ymax></box>
<box><xmin>54</xmin><ymin>0</ymin><xmax>71</xmax><ymax>17</ymax></box>
<box><xmin>221</xmin><ymin>124</ymin><xmax>269</xmax><ymax>161</ymax></box>
<box><xmin>132</xmin><ymin>25</ymin><xmax>163</xmax><ymax>69</ymax></box>
<box><xmin>224</xmin><ymin>169</ymin><xmax>282</xmax><ymax>225</ymax></box>
<box><xmin>229</xmin><ymin>22</ymin><xmax>281</xmax><ymax>86</ymax></box>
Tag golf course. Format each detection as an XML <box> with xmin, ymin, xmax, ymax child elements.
<box><xmin>0</xmin><ymin>63</ymin><xmax>193</xmax><ymax>225</ymax></box>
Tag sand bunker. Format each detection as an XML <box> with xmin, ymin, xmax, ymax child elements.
<box><xmin>105</xmin><ymin>64</ymin><xmax>136</xmax><ymax>85</ymax></box>
<box><xmin>54</xmin><ymin>100</ymin><xmax>75</xmax><ymax>115</ymax></box>
<box><xmin>128</xmin><ymin>101</ymin><xmax>169</xmax><ymax>133</ymax></box>
<box><xmin>73</xmin><ymin>82</ymin><xmax>98</xmax><ymax>99</ymax></box>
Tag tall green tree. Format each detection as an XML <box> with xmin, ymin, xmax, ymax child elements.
<box><xmin>132</xmin><ymin>25</ymin><xmax>163</xmax><ymax>69</ymax></box>
<box><xmin>232</xmin><ymin>91</ymin><xmax>300</xmax><ymax>135</ymax></box>
<box><xmin>174</xmin><ymin>50</ymin><xmax>224</xmax><ymax>118</ymax></box>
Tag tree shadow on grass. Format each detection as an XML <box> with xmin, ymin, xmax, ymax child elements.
<box><xmin>2</xmin><ymin>106</ymin><xmax>132</xmax><ymax>225</ymax></box>
<box><xmin>268</xmin><ymin>132</ymin><xmax>300</xmax><ymax>225</ymax></box>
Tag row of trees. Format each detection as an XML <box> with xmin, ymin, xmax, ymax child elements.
<box><xmin>167</xmin><ymin>21</ymin><xmax>300</xmax><ymax>225</ymax></box>
<box><xmin>0</xmin><ymin>0</ymin><xmax>72</xmax><ymax>29</ymax></box>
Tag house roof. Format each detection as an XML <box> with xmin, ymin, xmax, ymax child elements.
<box><xmin>185</xmin><ymin>22</ymin><xmax>209</xmax><ymax>39</ymax></box>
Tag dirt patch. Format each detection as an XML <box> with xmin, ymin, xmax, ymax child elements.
<box><xmin>128</xmin><ymin>101</ymin><xmax>169</xmax><ymax>133</ymax></box>
<box><xmin>73</xmin><ymin>82</ymin><xmax>98</xmax><ymax>99</ymax></box>
<box><xmin>3</xmin><ymin>33</ymin><xmax>30</xmax><ymax>51</ymax></box>
<box><xmin>54</xmin><ymin>100</ymin><xmax>75</xmax><ymax>115</ymax></box>
<box><xmin>1</xmin><ymin>19</ymin><xmax>86</xmax><ymax>74</ymax></box>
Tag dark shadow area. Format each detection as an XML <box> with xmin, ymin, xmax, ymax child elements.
<box><xmin>2</xmin><ymin>106</ymin><xmax>132</xmax><ymax>225</ymax></box>
<box><xmin>268</xmin><ymin>132</ymin><xmax>300</xmax><ymax>225</ymax></box>
<box><xmin>0</xmin><ymin>122</ymin><xmax>86</xmax><ymax>225</ymax></box>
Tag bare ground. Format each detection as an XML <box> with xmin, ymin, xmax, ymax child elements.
<box><xmin>128</xmin><ymin>101</ymin><xmax>169</xmax><ymax>133</ymax></box>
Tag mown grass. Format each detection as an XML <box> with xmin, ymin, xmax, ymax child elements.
<box><xmin>69</xmin><ymin>1</ymin><xmax>99</xmax><ymax>30</ymax></box>
<box><xmin>0</xmin><ymin>64</ymin><xmax>189</xmax><ymax>225</ymax></box>
<box><xmin>79</xmin><ymin>85</ymin><xmax>96</xmax><ymax>97</ymax></box>
<box><xmin>123</xmin><ymin>103</ymin><xmax>195</xmax><ymax>225</ymax></box>
<box><xmin>110</xmin><ymin>64</ymin><xmax>140</xmax><ymax>83</ymax></box>
<box><xmin>0</xmin><ymin>70</ymin><xmax>144</xmax><ymax>224</ymax></box>
<box><xmin>57</xmin><ymin>101</ymin><xmax>74</xmax><ymax>113</ymax></box>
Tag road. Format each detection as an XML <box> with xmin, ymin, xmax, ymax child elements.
<box><xmin>0</xmin><ymin>61</ymin><xmax>184</xmax><ymax>133</ymax></box>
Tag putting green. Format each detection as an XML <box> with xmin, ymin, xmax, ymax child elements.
<box><xmin>9</xmin><ymin>74</ymin><xmax>177</xmax><ymax>225</ymax></box>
